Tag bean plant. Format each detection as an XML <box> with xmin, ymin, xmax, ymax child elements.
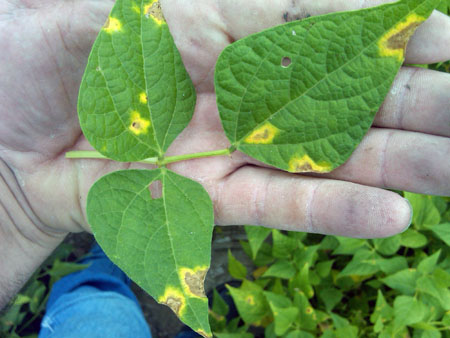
<box><xmin>67</xmin><ymin>0</ymin><xmax>441</xmax><ymax>335</ymax></box>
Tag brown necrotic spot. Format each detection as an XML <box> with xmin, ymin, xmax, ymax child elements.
<box><xmin>184</xmin><ymin>269</ymin><xmax>207</xmax><ymax>297</ymax></box>
<box><xmin>146</xmin><ymin>1</ymin><xmax>165</xmax><ymax>22</ymax></box>
<box><xmin>386</xmin><ymin>22</ymin><xmax>422</xmax><ymax>51</ymax></box>
<box><xmin>294</xmin><ymin>161</ymin><xmax>312</xmax><ymax>172</ymax></box>
<box><xmin>164</xmin><ymin>296</ymin><xmax>183</xmax><ymax>315</ymax></box>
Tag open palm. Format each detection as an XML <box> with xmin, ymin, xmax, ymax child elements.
<box><xmin>0</xmin><ymin>0</ymin><xmax>449</xmax><ymax>278</ymax></box>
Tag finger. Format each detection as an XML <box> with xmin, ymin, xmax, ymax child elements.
<box><xmin>374</xmin><ymin>67</ymin><xmax>450</xmax><ymax>137</ymax></box>
<box><xmin>219</xmin><ymin>1</ymin><xmax>450</xmax><ymax>64</ymax></box>
<box><xmin>214</xmin><ymin>166</ymin><xmax>411</xmax><ymax>238</ymax></box>
<box><xmin>324</xmin><ymin>128</ymin><xmax>450</xmax><ymax>196</ymax></box>
<box><xmin>405</xmin><ymin>10</ymin><xmax>450</xmax><ymax>63</ymax></box>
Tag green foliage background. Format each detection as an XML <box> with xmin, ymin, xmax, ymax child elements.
<box><xmin>0</xmin><ymin>244</ymin><xmax>87</xmax><ymax>338</ymax></box>
<box><xmin>215</xmin><ymin>193</ymin><xmax>450</xmax><ymax>337</ymax></box>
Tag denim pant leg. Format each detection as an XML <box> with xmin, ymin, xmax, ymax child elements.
<box><xmin>39</xmin><ymin>246</ymin><xmax>152</xmax><ymax>338</ymax></box>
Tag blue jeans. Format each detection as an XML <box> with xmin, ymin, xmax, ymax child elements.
<box><xmin>39</xmin><ymin>245</ymin><xmax>199</xmax><ymax>338</ymax></box>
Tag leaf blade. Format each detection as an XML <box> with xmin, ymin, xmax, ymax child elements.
<box><xmin>78</xmin><ymin>0</ymin><xmax>196</xmax><ymax>161</ymax></box>
<box><xmin>86</xmin><ymin>168</ymin><xmax>214</xmax><ymax>337</ymax></box>
<box><xmin>215</xmin><ymin>0</ymin><xmax>439</xmax><ymax>172</ymax></box>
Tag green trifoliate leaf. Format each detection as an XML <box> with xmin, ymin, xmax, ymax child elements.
<box><xmin>429</xmin><ymin>223</ymin><xmax>450</xmax><ymax>245</ymax></box>
<box><xmin>404</xmin><ymin>192</ymin><xmax>441</xmax><ymax>227</ymax></box>
<box><xmin>290</xmin><ymin>263</ymin><xmax>314</xmax><ymax>298</ymax></box>
<box><xmin>316</xmin><ymin>260</ymin><xmax>334</xmax><ymax>278</ymax></box>
<box><xmin>244</xmin><ymin>226</ymin><xmax>272</xmax><ymax>260</ymax></box>
<box><xmin>373</xmin><ymin>235</ymin><xmax>402</xmax><ymax>256</ymax></box>
<box><xmin>264</xmin><ymin>291</ymin><xmax>298</xmax><ymax>336</ymax></box>
<box><xmin>293</xmin><ymin>245</ymin><xmax>319</xmax><ymax>269</ymax></box>
<box><xmin>211</xmin><ymin>289</ymin><xmax>229</xmax><ymax>318</ymax></box>
<box><xmin>215</xmin><ymin>0</ymin><xmax>439</xmax><ymax>173</ymax></box>
<box><xmin>338</xmin><ymin>249</ymin><xmax>382</xmax><ymax>277</ymax></box>
<box><xmin>78</xmin><ymin>0</ymin><xmax>196</xmax><ymax>161</ymax></box>
<box><xmin>262</xmin><ymin>259</ymin><xmax>296</xmax><ymax>279</ymax></box>
<box><xmin>226</xmin><ymin>281</ymin><xmax>270</xmax><ymax>325</ymax></box>
<box><xmin>87</xmin><ymin>168</ymin><xmax>213</xmax><ymax>337</ymax></box>
<box><xmin>272</xmin><ymin>229</ymin><xmax>299</xmax><ymax>258</ymax></box>
<box><xmin>381</xmin><ymin>268</ymin><xmax>419</xmax><ymax>296</ymax></box>
<box><xmin>394</xmin><ymin>296</ymin><xmax>428</xmax><ymax>328</ymax></box>
<box><xmin>318</xmin><ymin>288</ymin><xmax>343</xmax><ymax>312</ymax></box>
<box><xmin>401</xmin><ymin>229</ymin><xmax>428</xmax><ymax>248</ymax></box>
<box><xmin>332</xmin><ymin>237</ymin><xmax>367</xmax><ymax>255</ymax></box>
<box><xmin>377</xmin><ymin>256</ymin><xmax>408</xmax><ymax>274</ymax></box>
<box><xmin>370</xmin><ymin>291</ymin><xmax>393</xmax><ymax>329</ymax></box>
<box><xmin>416</xmin><ymin>275</ymin><xmax>450</xmax><ymax>311</ymax></box>
<box><xmin>417</xmin><ymin>250</ymin><xmax>441</xmax><ymax>275</ymax></box>
<box><xmin>227</xmin><ymin>250</ymin><xmax>248</xmax><ymax>280</ymax></box>
<box><xmin>293</xmin><ymin>291</ymin><xmax>317</xmax><ymax>331</ymax></box>
<box><xmin>285</xmin><ymin>331</ymin><xmax>315</xmax><ymax>338</ymax></box>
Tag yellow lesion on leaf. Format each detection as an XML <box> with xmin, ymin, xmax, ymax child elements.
<box><xmin>178</xmin><ymin>266</ymin><xmax>208</xmax><ymax>298</ymax></box>
<box><xmin>378</xmin><ymin>13</ymin><xmax>425</xmax><ymax>61</ymax></box>
<box><xmin>103</xmin><ymin>17</ymin><xmax>122</xmax><ymax>34</ymax></box>
<box><xmin>244</xmin><ymin>122</ymin><xmax>280</xmax><ymax>144</ymax></box>
<box><xmin>144</xmin><ymin>0</ymin><xmax>166</xmax><ymax>25</ymax></box>
<box><xmin>208</xmin><ymin>309</ymin><xmax>225</xmax><ymax>322</ymax></box>
<box><xmin>129</xmin><ymin>111</ymin><xmax>151</xmax><ymax>135</ymax></box>
<box><xmin>139</xmin><ymin>92</ymin><xmax>148</xmax><ymax>104</ymax></box>
<box><xmin>288</xmin><ymin>154</ymin><xmax>332</xmax><ymax>173</ymax></box>
<box><xmin>195</xmin><ymin>329</ymin><xmax>213</xmax><ymax>338</ymax></box>
<box><xmin>245</xmin><ymin>295</ymin><xmax>255</xmax><ymax>305</ymax></box>
<box><xmin>158</xmin><ymin>287</ymin><xmax>186</xmax><ymax>316</ymax></box>
<box><xmin>132</xmin><ymin>4</ymin><xmax>141</xmax><ymax>14</ymax></box>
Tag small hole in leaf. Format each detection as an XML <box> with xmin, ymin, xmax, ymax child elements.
<box><xmin>281</xmin><ymin>57</ymin><xmax>292</xmax><ymax>68</ymax></box>
<box><xmin>149</xmin><ymin>180</ymin><xmax>162</xmax><ymax>199</ymax></box>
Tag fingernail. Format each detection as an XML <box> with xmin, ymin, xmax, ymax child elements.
<box><xmin>400</xmin><ymin>197</ymin><xmax>413</xmax><ymax>233</ymax></box>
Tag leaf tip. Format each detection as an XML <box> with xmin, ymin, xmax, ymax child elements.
<box><xmin>196</xmin><ymin>329</ymin><xmax>213</xmax><ymax>338</ymax></box>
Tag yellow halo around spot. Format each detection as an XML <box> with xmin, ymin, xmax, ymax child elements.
<box><xmin>288</xmin><ymin>154</ymin><xmax>332</xmax><ymax>173</ymax></box>
<box><xmin>129</xmin><ymin>111</ymin><xmax>151</xmax><ymax>135</ymax></box>
<box><xmin>158</xmin><ymin>287</ymin><xmax>186</xmax><ymax>316</ymax></box>
<box><xmin>378</xmin><ymin>13</ymin><xmax>425</xmax><ymax>61</ymax></box>
<box><xmin>178</xmin><ymin>266</ymin><xmax>208</xmax><ymax>298</ymax></box>
<box><xmin>144</xmin><ymin>0</ymin><xmax>165</xmax><ymax>25</ymax></box>
<box><xmin>103</xmin><ymin>17</ymin><xmax>122</xmax><ymax>34</ymax></box>
<box><xmin>139</xmin><ymin>92</ymin><xmax>148</xmax><ymax>104</ymax></box>
<box><xmin>244</xmin><ymin>122</ymin><xmax>280</xmax><ymax>144</ymax></box>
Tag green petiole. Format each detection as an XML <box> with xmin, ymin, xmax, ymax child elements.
<box><xmin>66</xmin><ymin>147</ymin><xmax>233</xmax><ymax>166</ymax></box>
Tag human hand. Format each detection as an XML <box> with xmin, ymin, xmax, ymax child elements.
<box><xmin>0</xmin><ymin>0</ymin><xmax>449</xmax><ymax>306</ymax></box>
<box><xmin>1</xmin><ymin>0</ymin><xmax>450</xmax><ymax>236</ymax></box>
